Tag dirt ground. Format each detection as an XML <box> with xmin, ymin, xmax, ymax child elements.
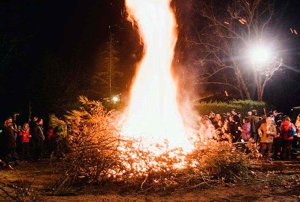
<box><xmin>0</xmin><ymin>159</ymin><xmax>300</xmax><ymax>202</ymax></box>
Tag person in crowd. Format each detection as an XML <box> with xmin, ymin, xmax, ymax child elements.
<box><xmin>208</xmin><ymin>112</ymin><xmax>215</xmax><ymax>123</ymax></box>
<box><xmin>213</xmin><ymin>114</ymin><xmax>224</xmax><ymax>140</ymax></box>
<box><xmin>258</xmin><ymin>117</ymin><xmax>277</xmax><ymax>159</ymax></box>
<box><xmin>221</xmin><ymin>119</ymin><xmax>233</xmax><ymax>143</ymax></box>
<box><xmin>0</xmin><ymin>122</ymin><xmax>7</xmax><ymax>167</ymax></box>
<box><xmin>256</xmin><ymin>115</ymin><xmax>266</xmax><ymax>136</ymax></box>
<box><xmin>240</xmin><ymin>118</ymin><xmax>252</xmax><ymax>142</ymax></box>
<box><xmin>199</xmin><ymin>117</ymin><xmax>215</xmax><ymax>143</ymax></box>
<box><xmin>280</xmin><ymin>116</ymin><xmax>296</xmax><ymax>160</ymax></box>
<box><xmin>3</xmin><ymin>117</ymin><xmax>17</xmax><ymax>163</ymax></box>
<box><xmin>29</xmin><ymin>116</ymin><xmax>38</xmax><ymax>157</ymax></box>
<box><xmin>272</xmin><ymin>124</ymin><xmax>282</xmax><ymax>160</ymax></box>
<box><xmin>18</xmin><ymin>123</ymin><xmax>31</xmax><ymax>160</ymax></box>
<box><xmin>272</xmin><ymin>110</ymin><xmax>283</xmax><ymax>126</ymax></box>
<box><xmin>231</xmin><ymin>109</ymin><xmax>241</xmax><ymax>125</ymax></box>
<box><xmin>46</xmin><ymin>127</ymin><xmax>56</xmax><ymax>157</ymax></box>
<box><xmin>32</xmin><ymin>118</ymin><xmax>45</xmax><ymax>161</ymax></box>
<box><xmin>295</xmin><ymin>114</ymin><xmax>300</xmax><ymax>136</ymax></box>
<box><xmin>29</xmin><ymin>116</ymin><xmax>38</xmax><ymax>135</ymax></box>
<box><xmin>212</xmin><ymin>114</ymin><xmax>222</xmax><ymax>128</ymax></box>
<box><xmin>12</xmin><ymin>113</ymin><xmax>21</xmax><ymax>156</ymax></box>
<box><xmin>228</xmin><ymin>115</ymin><xmax>241</xmax><ymax>142</ymax></box>
<box><xmin>293</xmin><ymin>114</ymin><xmax>300</xmax><ymax>156</ymax></box>
<box><xmin>250</xmin><ymin>109</ymin><xmax>260</xmax><ymax>142</ymax></box>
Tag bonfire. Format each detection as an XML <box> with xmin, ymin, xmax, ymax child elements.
<box><xmin>53</xmin><ymin>0</ymin><xmax>252</xmax><ymax>194</ymax></box>
<box><xmin>121</xmin><ymin>0</ymin><xmax>194</xmax><ymax>152</ymax></box>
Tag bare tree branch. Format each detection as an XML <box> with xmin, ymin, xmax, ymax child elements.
<box><xmin>189</xmin><ymin>0</ymin><xmax>277</xmax><ymax>100</ymax></box>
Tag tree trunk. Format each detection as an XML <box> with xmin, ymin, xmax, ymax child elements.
<box><xmin>235</xmin><ymin>67</ymin><xmax>251</xmax><ymax>99</ymax></box>
<box><xmin>254</xmin><ymin>72</ymin><xmax>263</xmax><ymax>101</ymax></box>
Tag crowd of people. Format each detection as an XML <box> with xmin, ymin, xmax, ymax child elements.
<box><xmin>0</xmin><ymin>116</ymin><xmax>57</xmax><ymax>169</ymax></box>
<box><xmin>197</xmin><ymin>109</ymin><xmax>300</xmax><ymax>160</ymax></box>
<box><xmin>0</xmin><ymin>109</ymin><xmax>299</xmax><ymax>169</ymax></box>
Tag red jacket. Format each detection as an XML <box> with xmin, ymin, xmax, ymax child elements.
<box><xmin>19</xmin><ymin>130</ymin><xmax>31</xmax><ymax>143</ymax></box>
<box><xmin>280</xmin><ymin>121</ymin><xmax>294</xmax><ymax>141</ymax></box>
<box><xmin>47</xmin><ymin>129</ymin><xmax>54</xmax><ymax>140</ymax></box>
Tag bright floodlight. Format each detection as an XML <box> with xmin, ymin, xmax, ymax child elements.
<box><xmin>248</xmin><ymin>43</ymin><xmax>272</xmax><ymax>66</ymax></box>
<box><xmin>112</xmin><ymin>95</ymin><xmax>120</xmax><ymax>104</ymax></box>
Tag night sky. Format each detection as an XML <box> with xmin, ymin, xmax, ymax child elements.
<box><xmin>0</xmin><ymin>0</ymin><xmax>300</xmax><ymax>121</ymax></box>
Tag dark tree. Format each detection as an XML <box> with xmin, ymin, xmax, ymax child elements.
<box><xmin>90</xmin><ymin>34</ymin><xmax>123</xmax><ymax>100</ymax></box>
<box><xmin>190</xmin><ymin>0</ymin><xmax>282</xmax><ymax>100</ymax></box>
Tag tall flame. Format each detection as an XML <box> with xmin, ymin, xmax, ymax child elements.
<box><xmin>123</xmin><ymin>0</ymin><xmax>192</xmax><ymax>151</ymax></box>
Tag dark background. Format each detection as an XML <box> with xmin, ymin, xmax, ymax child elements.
<box><xmin>0</xmin><ymin>0</ymin><xmax>299</xmax><ymax>122</ymax></box>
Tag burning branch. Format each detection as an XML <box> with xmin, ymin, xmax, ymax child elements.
<box><xmin>52</xmin><ymin>97</ymin><xmax>255</xmax><ymax>194</ymax></box>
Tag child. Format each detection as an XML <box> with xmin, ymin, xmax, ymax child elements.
<box><xmin>19</xmin><ymin>123</ymin><xmax>31</xmax><ymax>160</ymax></box>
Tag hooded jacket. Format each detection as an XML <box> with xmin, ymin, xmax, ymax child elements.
<box><xmin>258</xmin><ymin>123</ymin><xmax>277</xmax><ymax>143</ymax></box>
<box><xmin>280</xmin><ymin>121</ymin><xmax>296</xmax><ymax>141</ymax></box>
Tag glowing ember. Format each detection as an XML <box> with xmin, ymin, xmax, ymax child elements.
<box><xmin>122</xmin><ymin>0</ymin><xmax>193</xmax><ymax>152</ymax></box>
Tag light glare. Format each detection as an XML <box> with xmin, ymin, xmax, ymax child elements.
<box><xmin>112</xmin><ymin>96</ymin><xmax>120</xmax><ymax>104</ymax></box>
<box><xmin>248</xmin><ymin>44</ymin><xmax>272</xmax><ymax>66</ymax></box>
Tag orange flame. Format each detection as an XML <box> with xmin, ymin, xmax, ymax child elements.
<box><xmin>123</xmin><ymin>0</ymin><xmax>193</xmax><ymax>152</ymax></box>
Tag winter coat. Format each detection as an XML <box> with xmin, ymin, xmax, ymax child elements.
<box><xmin>241</xmin><ymin>122</ymin><xmax>251</xmax><ymax>141</ymax></box>
<box><xmin>33</xmin><ymin>125</ymin><xmax>45</xmax><ymax>144</ymax></box>
<box><xmin>258</xmin><ymin>123</ymin><xmax>277</xmax><ymax>143</ymax></box>
<box><xmin>4</xmin><ymin>125</ymin><xmax>16</xmax><ymax>149</ymax></box>
<box><xmin>280</xmin><ymin>121</ymin><xmax>296</xmax><ymax>141</ymax></box>
<box><xmin>250</xmin><ymin>115</ymin><xmax>260</xmax><ymax>134</ymax></box>
<box><xmin>233</xmin><ymin>115</ymin><xmax>241</xmax><ymax>125</ymax></box>
<box><xmin>295</xmin><ymin>120</ymin><xmax>300</xmax><ymax>137</ymax></box>
<box><xmin>229</xmin><ymin>122</ymin><xmax>240</xmax><ymax>135</ymax></box>
<box><xmin>47</xmin><ymin>129</ymin><xmax>54</xmax><ymax>140</ymax></box>
<box><xmin>19</xmin><ymin>130</ymin><xmax>31</xmax><ymax>143</ymax></box>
